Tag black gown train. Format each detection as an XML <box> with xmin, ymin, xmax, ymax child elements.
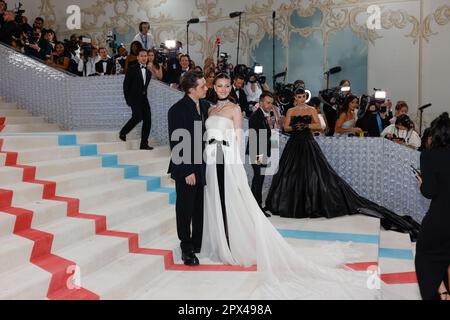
<box><xmin>265</xmin><ymin>115</ymin><xmax>420</xmax><ymax>241</ymax></box>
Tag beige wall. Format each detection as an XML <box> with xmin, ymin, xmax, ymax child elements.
<box><xmin>18</xmin><ymin>0</ymin><xmax>450</xmax><ymax>125</ymax></box>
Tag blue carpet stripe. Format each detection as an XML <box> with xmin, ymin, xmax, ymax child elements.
<box><xmin>278</xmin><ymin>229</ymin><xmax>380</xmax><ymax>244</ymax></box>
<box><xmin>58</xmin><ymin>135</ymin><xmax>176</xmax><ymax>205</ymax></box>
<box><xmin>379</xmin><ymin>248</ymin><xmax>414</xmax><ymax>260</ymax></box>
<box><xmin>57</xmin><ymin>135</ymin><xmax>414</xmax><ymax>255</ymax></box>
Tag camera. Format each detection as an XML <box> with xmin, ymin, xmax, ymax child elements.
<box><xmin>319</xmin><ymin>86</ymin><xmax>349</xmax><ymax>108</ymax></box>
<box><xmin>79</xmin><ymin>36</ymin><xmax>93</xmax><ymax>60</ymax></box>
<box><xmin>106</xmin><ymin>30</ymin><xmax>120</xmax><ymax>55</ymax></box>
<box><xmin>217</xmin><ymin>52</ymin><xmax>233</xmax><ymax>73</ymax></box>
<box><xmin>233</xmin><ymin>63</ymin><xmax>266</xmax><ymax>85</ymax></box>
<box><xmin>155</xmin><ymin>40</ymin><xmax>180</xmax><ymax>65</ymax></box>
<box><xmin>14</xmin><ymin>2</ymin><xmax>25</xmax><ymax>24</ymax></box>
<box><xmin>360</xmin><ymin>89</ymin><xmax>387</xmax><ymax>111</ymax></box>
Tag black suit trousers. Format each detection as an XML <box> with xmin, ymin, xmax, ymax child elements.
<box><xmin>251</xmin><ymin>164</ymin><xmax>265</xmax><ymax>208</ymax></box>
<box><xmin>120</xmin><ymin>99</ymin><xmax>151</xmax><ymax>146</ymax></box>
<box><xmin>175</xmin><ymin>180</ymin><xmax>204</xmax><ymax>254</ymax></box>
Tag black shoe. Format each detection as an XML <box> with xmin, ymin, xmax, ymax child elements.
<box><xmin>261</xmin><ymin>207</ymin><xmax>271</xmax><ymax>217</ymax></box>
<box><xmin>119</xmin><ymin>134</ymin><xmax>126</xmax><ymax>142</ymax></box>
<box><xmin>182</xmin><ymin>251</ymin><xmax>200</xmax><ymax>266</ymax></box>
<box><xmin>140</xmin><ymin>145</ymin><xmax>154</xmax><ymax>150</ymax></box>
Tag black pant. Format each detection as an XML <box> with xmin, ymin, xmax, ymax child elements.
<box><xmin>175</xmin><ymin>180</ymin><xmax>204</xmax><ymax>254</ymax></box>
<box><xmin>251</xmin><ymin>164</ymin><xmax>265</xmax><ymax>208</ymax></box>
<box><xmin>216</xmin><ymin>145</ymin><xmax>230</xmax><ymax>247</ymax></box>
<box><xmin>120</xmin><ymin>100</ymin><xmax>151</xmax><ymax>147</ymax></box>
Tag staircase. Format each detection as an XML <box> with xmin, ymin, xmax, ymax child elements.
<box><xmin>0</xmin><ymin>96</ymin><xmax>421</xmax><ymax>300</ymax></box>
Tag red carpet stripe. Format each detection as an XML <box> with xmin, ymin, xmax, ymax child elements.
<box><xmin>345</xmin><ymin>261</ymin><xmax>418</xmax><ymax>284</ymax></box>
<box><xmin>0</xmin><ymin>138</ymin><xmax>99</xmax><ymax>300</ymax></box>
<box><xmin>0</xmin><ymin>137</ymin><xmax>256</xmax><ymax>298</ymax></box>
<box><xmin>0</xmin><ymin>117</ymin><xmax>5</xmax><ymax>132</ymax></box>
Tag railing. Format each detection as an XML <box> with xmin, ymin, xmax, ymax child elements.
<box><xmin>0</xmin><ymin>43</ymin><xmax>183</xmax><ymax>145</ymax></box>
<box><xmin>1</xmin><ymin>43</ymin><xmax>428</xmax><ymax>222</ymax></box>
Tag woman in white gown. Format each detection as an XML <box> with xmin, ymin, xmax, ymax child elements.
<box><xmin>200</xmin><ymin>73</ymin><xmax>379</xmax><ymax>299</ymax></box>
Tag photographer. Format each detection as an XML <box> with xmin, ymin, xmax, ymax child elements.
<box><xmin>133</xmin><ymin>22</ymin><xmax>154</xmax><ymax>51</ymax></box>
<box><xmin>114</xmin><ymin>45</ymin><xmax>128</xmax><ymax>75</ymax></box>
<box><xmin>95</xmin><ymin>47</ymin><xmax>115</xmax><ymax>75</ymax></box>
<box><xmin>230</xmin><ymin>73</ymin><xmax>250</xmax><ymax>117</ymax></box>
<box><xmin>24</xmin><ymin>27</ymin><xmax>52</xmax><ymax>61</ymax></box>
<box><xmin>381</xmin><ymin>114</ymin><xmax>421</xmax><ymax>149</ymax></box>
<box><xmin>390</xmin><ymin>100</ymin><xmax>409</xmax><ymax>125</ymax></box>
<box><xmin>244</xmin><ymin>73</ymin><xmax>269</xmax><ymax>112</ymax></box>
<box><xmin>78</xmin><ymin>42</ymin><xmax>100</xmax><ymax>77</ymax></box>
<box><xmin>46</xmin><ymin>41</ymin><xmax>70</xmax><ymax>71</ymax></box>
<box><xmin>356</xmin><ymin>97</ymin><xmax>392</xmax><ymax>137</ymax></box>
<box><xmin>0</xmin><ymin>10</ymin><xmax>19</xmax><ymax>46</ymax></box>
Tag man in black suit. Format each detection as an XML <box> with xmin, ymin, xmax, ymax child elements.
<box><xmin>95</xmin><ymin>47</ymin><xmax>116</xmax><ymax>75</ymax></box>
<box><xmin>229</xmin><ymin>74</ymin><xmax>250</xmax><ymax>117</ymax></box>
<box><xmin>119</xmin><ymin>49</ymin><xmax>153</xmax><ymax>150</ymax></box>
<box><xmin>168</xmin><ymin>71</ymin><xmax>209</xmax><ymax>266</ymax></box>
<box><xmin>246</xmin><ymin>91</ymin><xmax>274</xmax><ymax>217</ymax></box>
<box><xmin>356</xmin><ymin>102</ymin><xmax>392</xmax><ymax>137</ymax></box>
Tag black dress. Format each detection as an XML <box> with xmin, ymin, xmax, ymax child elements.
<box><xmin>415</xmin><ymin>149</ymin><xmax>450</xmax><ymax>300</ymax></box>
<box><xmin>265</xmin><ymin>115</ymin><xmax>420</xmax><ymax>240</ymax></box>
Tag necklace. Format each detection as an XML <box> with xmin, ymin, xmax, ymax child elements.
<box><xmin>215</xmin><ymin>99</ymin><xmax>229</xmax><ymax>112</ymax></box>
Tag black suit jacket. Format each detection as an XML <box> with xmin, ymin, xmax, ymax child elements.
<box><xmin>123</xmin><ymin>64</ymin><xmax>151</xmax><ymax>107</ymax></box>
<box><xmin>167</xmin><ymin>95</ymin><xmax>210</xmax><ymax>185</ymax></box>
<box><xmin>356</xmin><ymin>112</ymin><xmax>390</xmax><ymax>137</ymax></box>
<box><xmin>95</xmin><ymin>58</ymin><xmax>116</xmax><ymax>75</ymax></box>
<box><xmin>246</xmin><ymin>108</ymin><xmax>272</xmax><ymax>164</ymax></box>
<box><xmin>230</xmin><ymin>86</ymin><xmax>250</xmax><ymax>117</ymax></box>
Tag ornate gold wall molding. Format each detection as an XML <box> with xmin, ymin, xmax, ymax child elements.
<box><xmin>41</xmin><ymin>0</ymin><xmax>449</xmax><ymax>63</ymax></box>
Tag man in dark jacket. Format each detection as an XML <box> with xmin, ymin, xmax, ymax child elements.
<box><xmin>119</xmin><ymin>49</ymin><xmax>153</xmax><ymax>149</ymax></box>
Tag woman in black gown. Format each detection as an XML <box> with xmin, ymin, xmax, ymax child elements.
<box><xmin>415</xmin><ymin>112</ymin><xmax>450</xmax><ymax>300</ymax></box>
<box><xmin>265</xmin><ymin>89</ymin><xmax>420</xmax><ymax>240</ymax></box>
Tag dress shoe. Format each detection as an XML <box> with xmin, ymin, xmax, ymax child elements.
<box><xmin>119</xmin><ymin>134</ymin><xmax>126</xmax><ymax>142</ymax></box>
<box><xmin>261</xmin><ymin>207</ymin><xmax>271</xmax><ymax>217</ymax></box>
<box><xmin>182</xmin><ymin>251</ymin><xmax>200</xmax><ymax>266</ymax></box>
<box><xmin>140</xmin><ymin>145</ymin><xmax>154</xmax><ymax>150</ymax></box>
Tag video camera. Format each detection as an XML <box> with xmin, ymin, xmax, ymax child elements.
<box><xmin>14</xmin><ymin>2</ymin><xmax>25</xmax><ymax>24</ymax></box>
<box><xmin>217</xmin><ymin>52</ymin><xmax>233</xmax><ymax>73</ymax></box>
<box><xmin>319</xmin><ymin>86</ymin><xmax>351</xmax><ymax>108</ymax></box>
<box><xmin>79</xmin><ymin>36</ymin><xmax>93</xmax><ymax>61</ymax></box>
<box><xmin>233</xmin><ymin>63</ymin><xmax>266</xmax><ymax>85</ymax></box>
<box><xmin>155</xmin><ymin>40</ymin><xmax>180</xmax><ymax>65</ymax></box>
<box><xmin>359</xmin><ymin>89</ymin><xmax>387</xmax><ymax>112</ymax></box>
<box><xmin>106</xmin><ymin>30</ymin><xmax>120</xmax><ymax>55</ymax></box>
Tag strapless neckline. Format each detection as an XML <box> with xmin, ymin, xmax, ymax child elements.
<box><xmin>208</xmin><ymin>115</ymin><xmax>234</xmax><ymax>124</ymax></box>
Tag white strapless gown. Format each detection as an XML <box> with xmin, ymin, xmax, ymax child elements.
<box><xmin>200</xmin><ymin>115</ymin><xmax>381</xmax><ymax>299</ymax></box>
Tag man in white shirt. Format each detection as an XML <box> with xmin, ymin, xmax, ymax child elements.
<box><xmin>133</xmin><ymin>22</ymin><xmax>154</xmax><ymax>51</ymax></box>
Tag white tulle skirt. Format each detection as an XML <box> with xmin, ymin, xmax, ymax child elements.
<box><xmin>199</xmin><ymin>140</ymin><xmax>381</xmax><ymax>300</ymax></box>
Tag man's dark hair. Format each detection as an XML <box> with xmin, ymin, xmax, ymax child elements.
<box><xmin>180</xmin><ymin>71</ymin><xmax>204</xmax><ymax>95</ymax></box>
<box><xmin>260</xmin><ymin>91</ymin><xmax>274</xmax><ymax>102</ymax></box>
<box><xmin>136</xmin><ymin>48</ymin><xmax>148</xmax><ymax>55</ymax></box>
<box><xmin>35</xmin><ymin>17</ymin><xmax>44</xmax><ymax>23</ymax></box>
<box><xmin>234</xmin><ymin>73</ymin><xmax>245</xmax><ymax>81</ymax></box>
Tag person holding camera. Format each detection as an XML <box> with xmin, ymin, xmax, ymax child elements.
<box><xmin>133</xmin><ymin>22</ymin><xmax>154</xmax><ymax>51</ymax></box>
<box><xmin>244</xmin><ymin>73</ymin><xmax>269</xmax><ymax>114</ymax></box>
<box><xmin>23</xmin><ymin>26</ymin><xmax>52</xmax><ymax>61</ymax></box>
<box><xmin>415</xmin><ymin>112</ymin><xmax>450</xmax><ymax>300</ymax></box>
<box><xmin>356</xmin><ymin>99</ymin><xmax>392</xmax><ymax>137</ymax></box>
<box><xmin>381</xmin><ymin>114</ymin><xmax>421</xmax><ymax>149</ymax></box>
<box><xmin>0</xmin><ymin>10</ymin><xmax>20</xmax><ymax>46</ymax></box>
<box><xmin>390</xmin><ymin>100</ymin><xmax>409</xmax><ymax>125</ymax></box>
<box><xmin>166</xmin><ymin>54</ymin><xmax>190</xmax><ymax>88</ymax></box>
<box><xmin>78</xmin><ymin>43</ymin><xmax>100</xmax><ymax>77</ymax></box>
<box><xmin>335</xmin><ymin>95</ymin><xmax>363</xmax><ymax>137</ymax></box>
<box><xmin>46</xmin><ymin>41</ymin><xmax>70</xmax><ymax>71</ymax></box>
<box><xmin>230</xmin><ymin>74</ymin><xmax>250</xmax><ymax>117</ymax></box>
<box><xmin>119</xmin><ymin>49</ymin><xmax>153</xmax><ymax>150</ymax></box>
<box><xmin>95</xmin><ymin>47</ymin><xmax>115</xmax><ymax>75</ymax></box>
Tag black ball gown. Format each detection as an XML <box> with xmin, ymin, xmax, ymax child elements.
<box><xmin>265</xmin><ymin>115</ymin><xmax>420</xmax><ymax>241</ymax></box>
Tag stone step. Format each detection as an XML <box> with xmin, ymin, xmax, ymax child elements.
<box><xmin>0</xmin><ymin>109</ymin><xmax>30</xmax><ymax>117</ymax></box>
<box><xmin>0</xmin><ymin>135</ymin><xmax>59</xmax><ymax>150</ymax></box>
<box><xmin>3</xmin><ymin>117</ymin><xmax>47</xmax><ymax>125</ymax></box>
<box><xmin>1</xmin><ymin>123</ymin><xmax>60</xmax><ymax>133</ymax></box>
